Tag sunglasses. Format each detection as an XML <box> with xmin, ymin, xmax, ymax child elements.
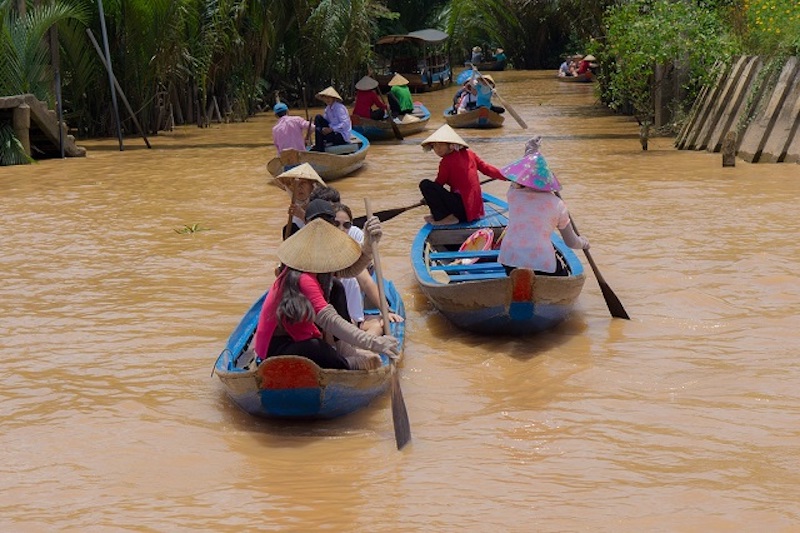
<box><xmin>334</xmin><ymin>220</ymin><xmax>352</xmax><ymax>230</ymax></box>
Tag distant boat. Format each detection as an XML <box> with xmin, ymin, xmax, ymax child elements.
<box><xmin>266</xmin><ymin>131</ymin><xmax>370</xmax><ymax>181</ymax></box>
<box><xmin>556</xmin><ymin>72</ymin><xmax>594</xmax><ymax>83</ymax></box>
<box><xmin>443</xmin><ymin>106</ymin><xmax>504</xmax><ymax>129</ymax></box>
<box><xmin>471</xmin><ymin>59</ymin><xmax>506</xmax><ymax>71</ymax></box>
<box><xmin>373</xmin><ymin>29</ymin><xmax>452</xmax><ymax>93</ymax></box>
<box><xmin>352</xmin><ymin>102</ymin><xmax>431</xmax><ymax>141</ymax></box>
<box><xmin>411</xmin><ymin>192</ymin><xmax>585</xmax><ymax>335</ymax></box>
<box><xmin>213</xmin><ymin>277</ymin><xmax>406</xmax><ymax>419</ymax></box>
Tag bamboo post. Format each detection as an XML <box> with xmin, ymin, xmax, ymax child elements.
<box><xmin>86</xmin><ymin>29</ymin><xmax>151</xmax><ymax>148</ymax></box>
<box><xmin>96</xmin><ymin>0</ymin><xmax>124</xmax><ymax>151</ymax></box>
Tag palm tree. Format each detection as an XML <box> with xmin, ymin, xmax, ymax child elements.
<box><xmin>0</xmin><ymin>0</ymin><xmax>88</xmax><ymax>100</ymax></box>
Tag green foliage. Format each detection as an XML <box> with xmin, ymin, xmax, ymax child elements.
<box><xmin>174</xmin><ymin>223</ymin><xmax>209</xmax><ymax>234</ymax></box>
<box><xmin>599</xmin><ymin>0</ymin><xmax>739</xmax><ymax>132</ymax></box>
<box><xmin>0</xmin><ymin>122</ymin><xmax>34</xmax><ymax>165</ymax></box>
<box><xmin>0</xmin><ymin>1</ymin><xmax>88</xmax><ymax>101</ymax></box>
<box><xmin>740</xmin><ymin>0</ymin><xmax>800</xmax><ymax>56</ymax></box>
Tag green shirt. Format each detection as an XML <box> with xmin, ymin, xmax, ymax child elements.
<box><xmin>390</xmin><ymin>85</ymin><xmax>414</xmax><ymax>113</ymax></box>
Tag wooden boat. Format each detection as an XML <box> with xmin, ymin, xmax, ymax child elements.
<box><xmin>373</xmin><ymin>29</ymin><xmax>452</xmax><ymax>93</ymax></box>
<box><xmin>266</xmin><ymin>130</ymin><xmax>370</xmax><ymax>181</ymax></box>
<box><xmin>213</xmin><ymin>278</ymin><xmax>406</xmax><ymax>419</ymax></box>
<box><xmin>471</xmin><ymin>59</ymin><xmax>506</xmax><ymax>72</ymax></box>
<box><xmin>351</xmin><ymin>102</ymin><xmax>431</xmax><ymax>141</ymax></box>
<box><xmin>411</xmin><ymin>192</ymin><xmax>585</xmax><ymax>335</ymax></box>
<box><xmin>557</xmin><ymin>72</ymin><xmax>594</xmax><ymax>83</ymax></box>
<box><xmin>443</xmin><ymin>106</ymin><xmax>505</xmax><ymax>129</ymax></box>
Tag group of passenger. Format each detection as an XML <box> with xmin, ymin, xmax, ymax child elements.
<box><xmin>449</xmin><ymin>70</ymin><xmax>505</xmax><ymax>115</ymax></box>
<box><xmin>271</xmin><ymin>73</ymin><xmax>421</xmax><ymax>158</ymax></box>
<box><xmin>263</xmin><ymin>63</ymin><xmax>593</xmax><ymax>371</ymax></box>
<box><xmin>558</xmin><ymin>54</ymin><xmax>597</xmax><ymax>78</ymax></box>
<box><xmin>467</xmin><ymin>46</ymin><xmax>506</xmax><ymax>66</ymax></box>
<box><xmin>255</xmin><ymin>162</ymin><xmax>404</xmax><ymax>371</ymax></box>
<box><xmin>417</xmin><ymin>125</ymin><xmax>588</xmax><ymax>280</ymax></box>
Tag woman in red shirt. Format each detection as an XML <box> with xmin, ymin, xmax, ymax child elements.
<box><xmin>352</xmin><ymin>76</ymin><xmax>388</xmax><ymax>120</ymax></box>
<box><xmin>253</xmin><ymin>218</ymin><xmax>399</xmax><ymax>370</ymax></box>
<box><xmin>418</xmin><ymin>125</ymin><xmax>506</xmax><ymax>225</ymax></box>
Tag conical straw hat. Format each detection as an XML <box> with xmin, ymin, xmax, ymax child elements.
<box><xmin>500</xmin><ymin>151</ymin><xmax>562</xmax><ymax>192</ymax></box>
<box><xmin>480</xmin><ymin>74</ymin><xmax>496</xmax><ymax>86</ymax></box>
<box><xmin>388</xmin><ymin>74</ymin><xmax>409</xmax><ymax>86</ymax></box>
<box><xmin>316</xmin><ymin>86</ymin><xmax>343</xmax><ymax>101</ymax></box>
<box><xmin>355</xmin><ymin>76</ymin><xmax>379</xmax><ymax>91</ymax></box>
<box><xmin>277</xmin><ymin>218</ymin><xmax>362</xmax><ymax>273</ymax></box>
<box><xmin>421</xmin><ymin>124</ymin><xmax>468</xmax><ymax>148</ymax></box>
<box><xmin>273</xmin><ymin>163</ymin><xmax>326</xmax><ymax>191</ymax></box>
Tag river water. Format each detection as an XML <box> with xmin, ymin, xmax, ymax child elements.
<box><xmin>3</xmin><ymin>70</ymin><xmax>800</xmax><ymax>531</ymax></box>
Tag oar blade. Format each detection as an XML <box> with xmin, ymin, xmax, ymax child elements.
<box><xmin>598</xmin><ymin>280</ymin><xmax>630</xmax><ymax>320</ymax></box>
<box><xmin>353</xmin><ymin>201</ymin><xmax>425</xmax><ymax>227</ymax></box>
<box><xmin>391</xmin><ymin>371</ymin><xmax>411</xmax><ymax>450</ymax></box>
<box><xmin>389</xmin><ymin>119</ymin><xmax>404</xmax><ymax>140</ymax></box>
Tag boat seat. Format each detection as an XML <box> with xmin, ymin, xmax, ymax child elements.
<box><xmin>429</xmin><ymin>250</ymin><xmax>500</xmax><ymax>261</ymax></box>
<box><xmin>447</xmin><ymin>271</ymin><xmax>506</xmax><ymax>282</ymax></box>
<box><xmin>324</xmin><ymin>143</ymin><xmax>359</xmax><ymax>155</ymax></box>
<box><xmin>430</xmin><ymin>261</ymin><xmax>504</xmax><ymax>273</ymax></box>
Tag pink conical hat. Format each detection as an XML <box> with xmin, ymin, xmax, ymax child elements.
<box><xmin>501</xmin><ymin>150</ymin><xmax>562</xmax><ymax>192</ymax></box>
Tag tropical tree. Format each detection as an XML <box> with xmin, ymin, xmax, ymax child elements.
<box><xmin>599</xmin><ymin>0</ymin><xmax>738</xmax><ymax>149</ymax></box>
<box><xmin>0</xmin><ymin>0</ymin><xmax>88</xmax><ymax>101</ymax></box>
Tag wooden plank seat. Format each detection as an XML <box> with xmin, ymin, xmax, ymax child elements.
<box><xmin>324</xmin><ymin>142</ymin><xmax>359</xmax><ymax>155</ymax></box>
<box><xmin>430</xmin><ymin>262</ymin><xmax>504</xmax><ymax>273</ymax></box>
<box><xmin>447</xmin><ymin>271</ymin><xmax>506</xmax><ymax>282</ymax></box>
<box><xmin>429</xmin><ymin>250</ymin><xmax>500</xmax><ymax>261</ymax></box>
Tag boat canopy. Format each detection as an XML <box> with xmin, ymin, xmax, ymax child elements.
<box><xmin>376</xmin><ymin>29</ymin><xmax>449</xmax><ymax>46</ymax></box>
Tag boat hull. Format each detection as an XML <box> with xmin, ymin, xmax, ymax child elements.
<box><xmin>213</xmin><ymin>280</ymin><xmax>406</xmax><ymax>419</ymax></box>
<box><xmin>352</xmin><ymin>103</ymin><xmax>431</xmax><ymax>141</ymax></box>
<box><xmin>444</xmin><ymin>107</ymin><xmax>504</xmax><ymax>129</ymax></box>
<box><xmin>556</xmin><ymin>72</ymin><xmax>594</xmax><ymax>83</ymax></box>
<box><xmin>267</xmin><ymin>131</ymin><xmax>370</xmax><ymax>181</ymax></box>
<box><xmin>411</xmin><ymin>192</ymin><xmax>585</xmax><ymax>335</ymax></box>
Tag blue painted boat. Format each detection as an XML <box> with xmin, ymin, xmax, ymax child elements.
<box><xmin>411</xmin><ymin>192</ymin><xmax>585</xmax><ymax>335</ymax></box>
<box><xmin>266</xmin><ymin>130</ymin><xmax>370</xmax><ymax>181</ymax></box>
<box><xmin>352</xmin><ymin>103</ymin><xmax>431</xmax><ymax>141</ymax></box>
<box><xmin>443</xmin><ymin>106</ymin><xmax>504</xmax><ymax>129</ymax></box>
<box><xmin>213</xmin><ymin>279</ymin><xmax>406</xmax><ymax>419</ymax></box>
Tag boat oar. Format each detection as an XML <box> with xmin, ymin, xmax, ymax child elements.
<box><xmin>378</xmin><ymin>87</ymin><xmax>403</xmax><ymax>140</ymax></box>
<box><xmin>353</xmin><ymin>178</ymin><xmax>495</xmax><ymax>227</ymax></box>
<box><xmin>365</xmin><ymin>198</ymin><xmax>411</xmax><ymax>450</ymax></box>
<box><xmin>469</xmin><ymin>63</ymin><xmax>528</xmax><ymax>129</ymax></box>
<box><xmin>353</xmin><ymin>200</ymin><xmax>424</xmax><ymax>227</ymax></box>
<box><xmin>299</xmin><ymin>79</ymin><xmax>313</xmax><ymax>146</ymax></box>
<box><xmin>555</xmin><ymin>192</ymin><xmax>630</xmax><ymax>320</ymax></box>
<box><xmin>283</xmin><ymin>178</ymin><xmax>298</xmax><ymax>240</ymax></box>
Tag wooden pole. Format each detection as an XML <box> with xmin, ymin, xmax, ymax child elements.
<box><xmin>96</xmin><ymin>0</ymin><xmax>124</xmax><ymax>150</ymax></box>
<box><xmin>50</xmin><ymin>26</ymin><xmax>64</xmax><ymax>158</ymax></box>
<box><xmin>86</xmin><ymin>29</ymin><xmax>151</xmax><ymax>148</ymax></box>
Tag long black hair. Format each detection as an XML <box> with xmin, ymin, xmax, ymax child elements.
<box><xmin>276</xmin><ymin>267</ymin><xmax>333</xmax><ymax>324</ymax></box>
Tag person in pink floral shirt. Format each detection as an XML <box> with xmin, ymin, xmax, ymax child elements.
<box><xmin>495</xmin><ymin>137</ymin><xmax>589</xmax><ymax>275</ymax></box>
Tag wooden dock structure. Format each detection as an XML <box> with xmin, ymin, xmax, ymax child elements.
<box><xmin>0</xmin><ymin>94</ymin><xmax>86</xmax><ymax>159</ymax></box>
<box><xmin>675</xmin><ymin>56</ymin><xmax>800</xmax><ymax>164</ymax></box>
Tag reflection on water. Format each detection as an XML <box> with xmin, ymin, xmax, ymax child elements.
<box><xmin>2</xmin><ymin>71</ymin><xmax>800</xmax><ymax>530</ymax></box>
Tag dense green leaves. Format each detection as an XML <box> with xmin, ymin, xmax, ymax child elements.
<box><xmin>598</xmin><ymin>0</ymin><xmax>739</xmax><ymax>146</ymax></box>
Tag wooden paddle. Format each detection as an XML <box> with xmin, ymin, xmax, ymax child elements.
<box><xmin>283</xmin><ymin>178</ymin><xmax>298</xmax><ymax>240</ymax></box>
<box><xmin>555</xmin><ymin>192</ymin><xmax>630</xmax><ymax>320</ymax></box>
<box><xmin>299</xmin><ymin>79</ymin><xmax>313</xmax><ymax>146</ymax></box>
<box><xmin>353</xmin><ymin>178</ymin><xmax>495</xmax><ymax>227</ymax></box>
<box><xmin>469</xmin><ymin>64</ymin><xmax>528</xmax><ymax>129</ymax></box>
<box><xmin>377</xmin><ymin>87</ymin><xmax>403</xmax><ymax>140</ymax></box>
<box><xmin>365</xmin><ymin>198</ymin><xmax>411</xmax><ymax>450</ymax></box>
